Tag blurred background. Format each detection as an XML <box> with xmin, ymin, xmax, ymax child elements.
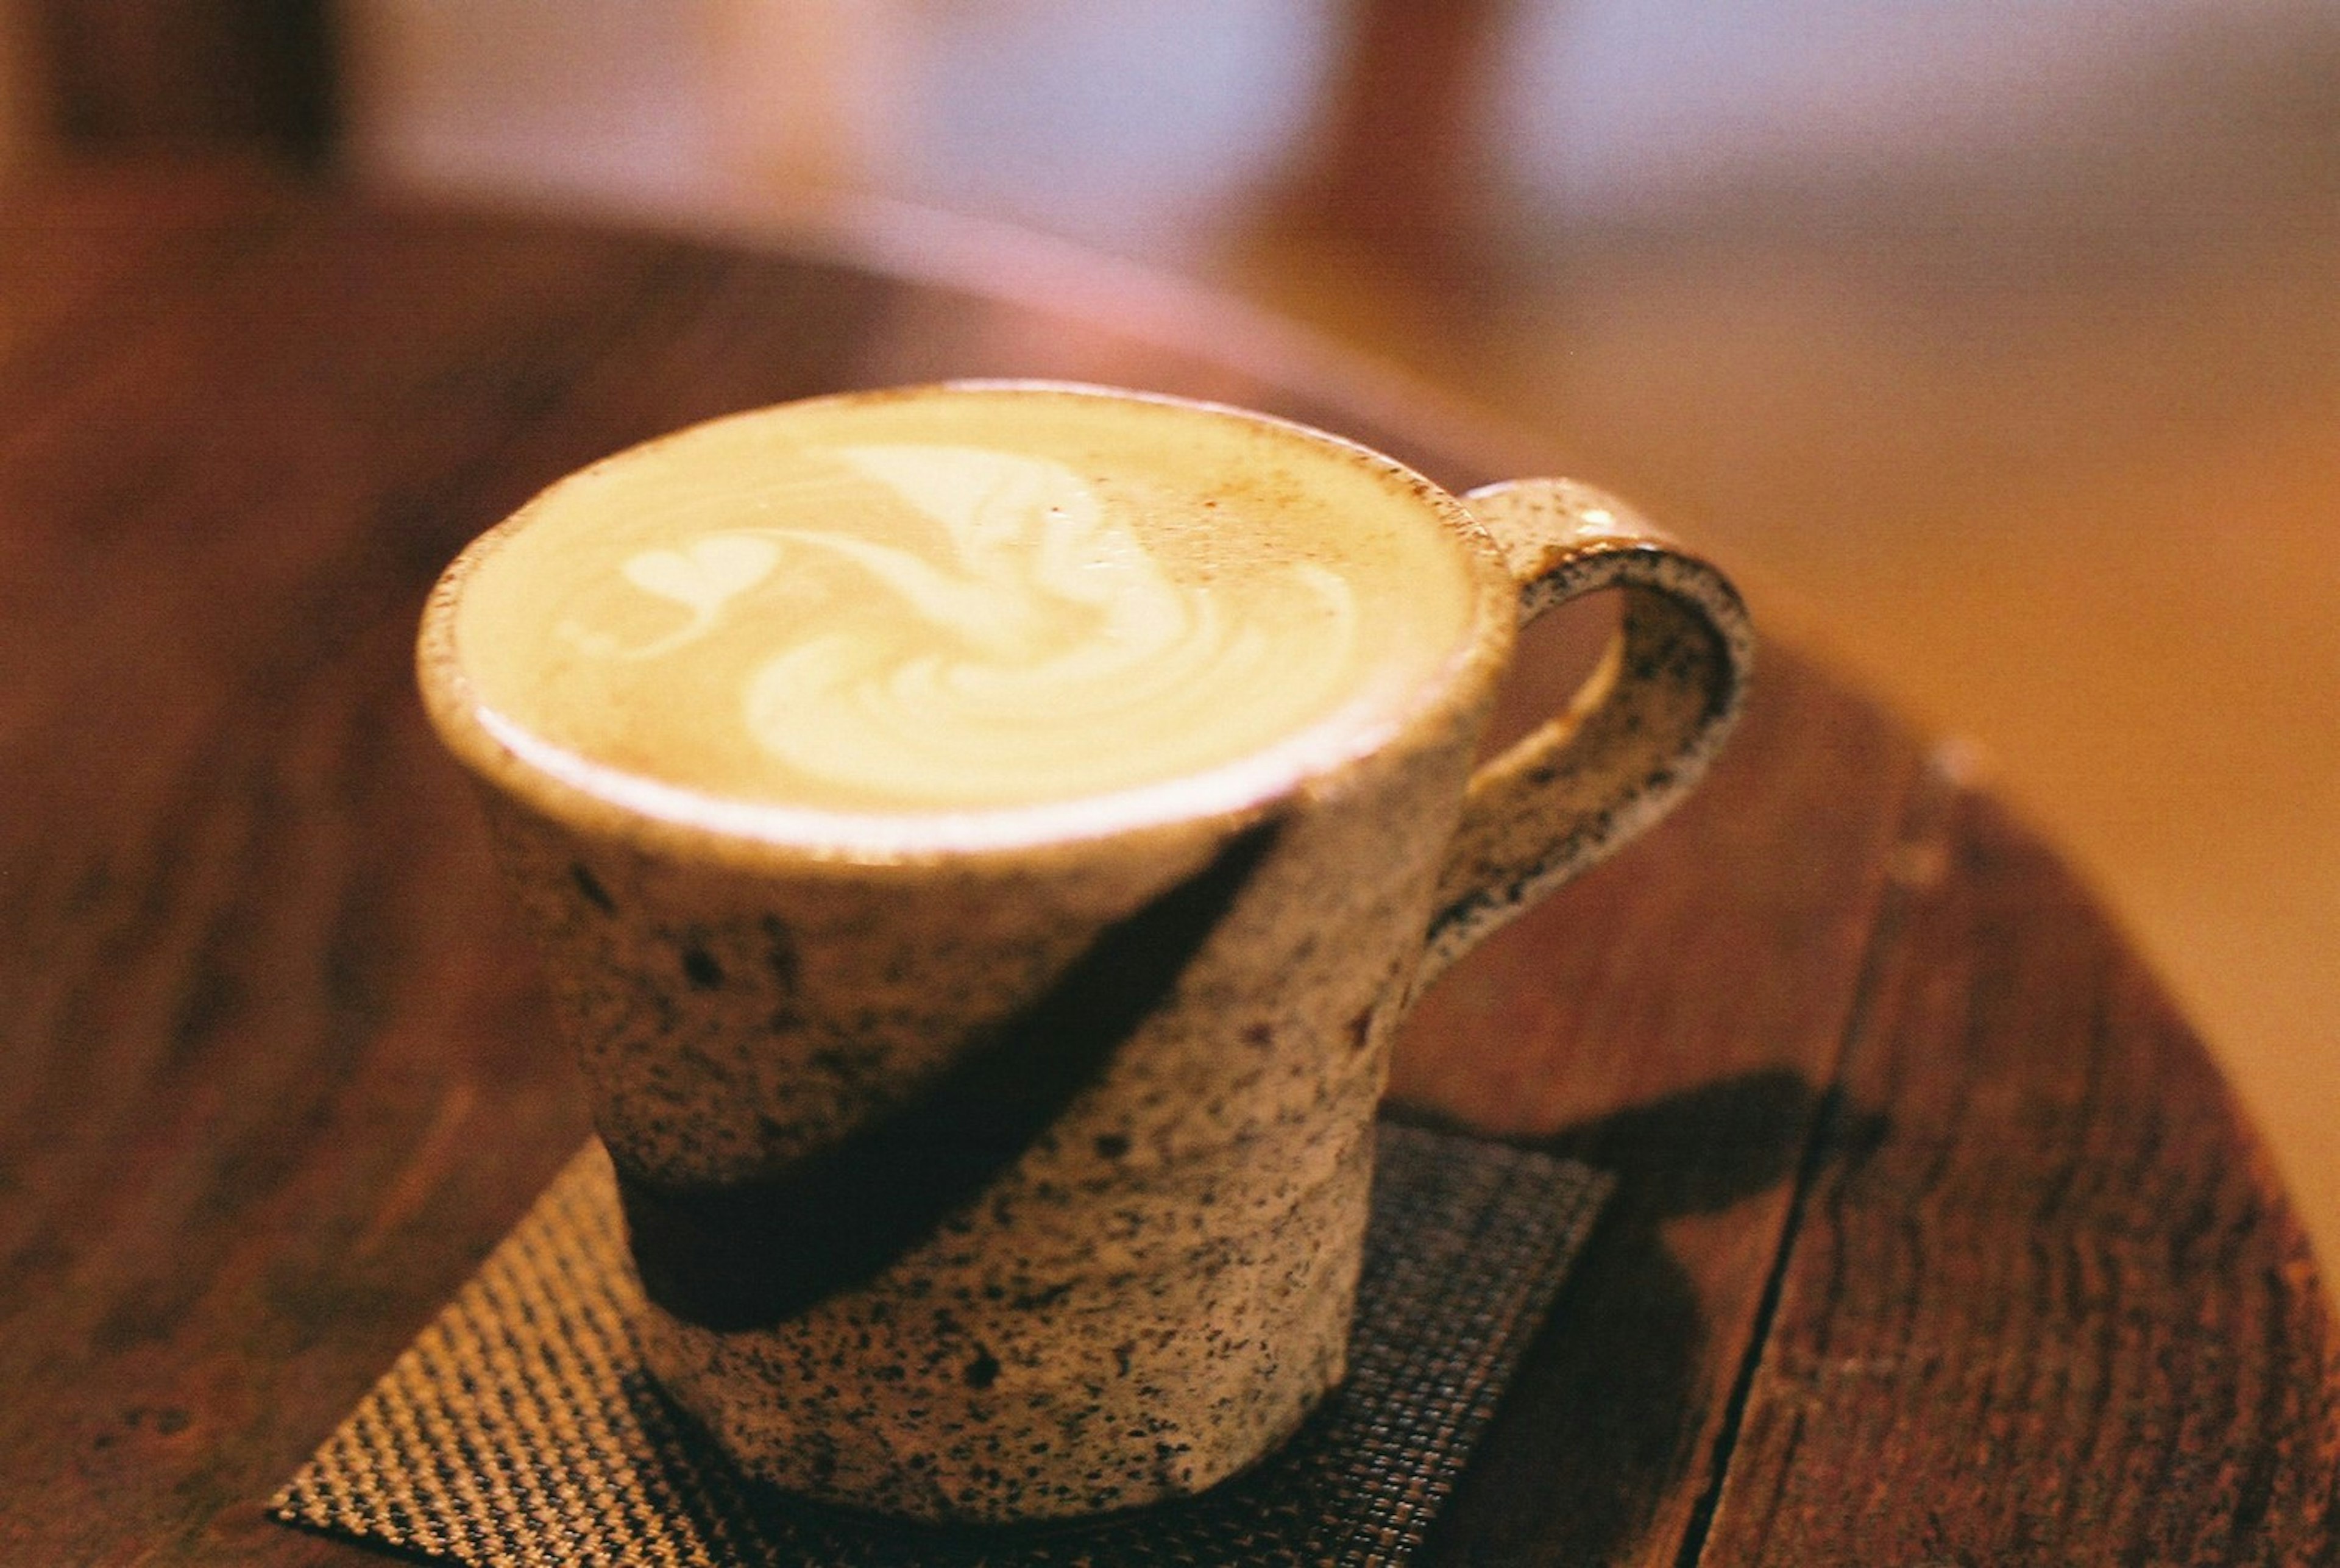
<box><xmin>5</xmin><ymin>0</ymin><xmax>2335</xmax><ymax>1261</ymax></box>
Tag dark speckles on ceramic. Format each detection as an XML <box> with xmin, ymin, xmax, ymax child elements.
<box><xmin>471</xmin><ymin>697</ymin><xmax>1480</xmax><ymax>1522</ymax></box>
<box><xmin>418</xmin><ymin>388</ymin><xmax>1753</xmax><ymax>1526</ymax></box>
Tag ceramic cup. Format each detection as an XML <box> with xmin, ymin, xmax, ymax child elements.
<box><xmin>415</xmin><ymin>381</ymin><xmax>1752</xmax><ymax>1524</ymax></box>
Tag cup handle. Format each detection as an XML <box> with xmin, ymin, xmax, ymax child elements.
<box><xmin>1416</xmin><ymin>478</ymin><xmax>1755</xmax><ymax>988</ymax></box>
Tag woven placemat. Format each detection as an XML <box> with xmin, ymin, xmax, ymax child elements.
<box><xmin>271</xmin><ymin>1119</ymin><xmax>1609</xmax><ymax>1567</ymax></box>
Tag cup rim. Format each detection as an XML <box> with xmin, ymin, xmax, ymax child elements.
<box><xmin>414</xmin><ymin>380</ymin><xmax>1520</xmax><ymax>870</ymax></box>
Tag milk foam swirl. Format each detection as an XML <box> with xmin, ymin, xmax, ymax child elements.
<box><xmin>580</xmin><ymin>442</ymin><xmax>1363</xmax><ymax>809</ymax></box>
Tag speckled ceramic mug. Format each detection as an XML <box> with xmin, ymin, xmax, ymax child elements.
<box><xmin>416</xmin><ymin>382</ymin><xmax>1751</xmax><ymax>1524</ymax></box>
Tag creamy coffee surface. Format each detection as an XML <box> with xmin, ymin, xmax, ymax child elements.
<box><xmin>448</xmin><ymin>387</ymin><xmax>1482</xmax><ymax>827</ymax></box>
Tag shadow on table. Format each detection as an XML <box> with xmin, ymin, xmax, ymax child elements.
<box><xmin>1402</xmin><ymin>1068</ymin><xmax>1890</xmax><ymax>1564</ymax></box>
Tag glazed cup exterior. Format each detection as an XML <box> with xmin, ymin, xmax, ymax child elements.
<box><xmin>419</xmin><ymin>382</ymin><xmax>1753</xmax><ymax>1525</ymax></box>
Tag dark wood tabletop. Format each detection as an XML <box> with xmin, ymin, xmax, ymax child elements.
<box><xmin>4</xmin><ymin>164</ymin><xmax>2335</xmax><ymax>1566</ymax></box>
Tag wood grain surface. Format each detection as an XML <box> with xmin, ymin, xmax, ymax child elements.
<box><xmin>1702</xmin><ymin>781</ymin><xmax>2340</xmax><ymax>1562</ymax></box>
<box><xmin>0</xmin><ymin>166</ymin><xmax>2332</xmax><ymax>1565</ymax></box>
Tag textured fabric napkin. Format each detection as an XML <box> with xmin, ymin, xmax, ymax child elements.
<box><xmin>271</xmin><ymin>1118</ymin><xmax>1608</xmax><ymax>1567</ymax></box>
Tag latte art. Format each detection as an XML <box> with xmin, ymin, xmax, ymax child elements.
<box><xmin>448</xmin><ymin>386</ymin><xmax>1484</xmax><ymax>829</ymax></box>
<box><xmin>714</xmin><ymin>444</ymin><xmax>1361</xmax><ymax>806</ymax></box>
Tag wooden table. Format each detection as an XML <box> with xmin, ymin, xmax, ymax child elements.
<box><xmin>4</xmin><ymin>165</ymin><xmax>2334</xmax><ymax>1565</ymax></box>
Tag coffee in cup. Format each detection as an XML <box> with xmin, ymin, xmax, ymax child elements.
<box><xmin>417</xmin><ymin>381</ymin><xmax>1750</xmax><ymax>1522</ymax></box>
<box><xmin>447</xmin><ymin>383</ymin><xmax>1482</xmax><ymax>831</ymax></box>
